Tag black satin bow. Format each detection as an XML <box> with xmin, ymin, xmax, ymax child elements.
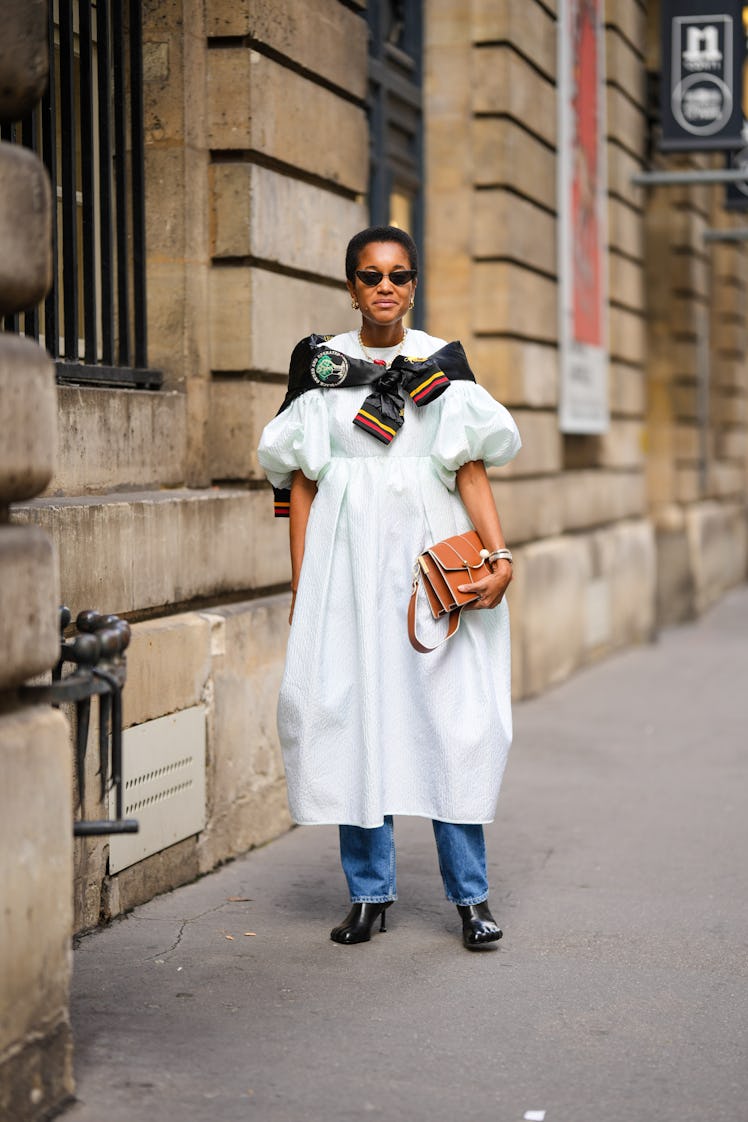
<box><xmin>270</xmin><ymin>336</ymin><xmax>476</xmax><ymax>514</ymax></box>
<box><xmin>353</xmin><ymin>344</ymin><xmax>474</xmax><ymax>445</ymax></box>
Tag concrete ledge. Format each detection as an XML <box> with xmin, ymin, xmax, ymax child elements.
<box><xmin>46</xmin><ymin>385</ymin><xmax>187</xmax><ymax>496</ymax></box>
<box><xmin>509</xmin><ymin>535</ymin><xmax>590</xmax><ymax>698</ymax></box>
<box><xmin>0</xmin><ymin>526</ymin><xmax>60</xmax><ymax>688</ymax></box>
<box><xmin>578</xmin><ymin>520</ymin><xmax>656</xmax><ymax>656</ymax></box>
<box><xmin>12</xmin><ymin>487</ymin><xmax>289</xmax><ymax>618</ymax></box>
<box><xmin>509</xmin><ymin>520</ymin><xmax>656</xmax><ymax>698</ymax></box>
<box><xmin>656</xmin><ymin>501</ymin><xmax>748</xmax><ymax>626</ymax></box>
<box><xmin>0</xmin><ymin>334</ymin><xmax>56</xmax><ymax>502</ymax></box>
<box><xmin>656</xmin><ymin>523</ymin><xmax>696</xmax><ymax>627</ymax></box>
<box><xmin>686</xmin><ymin>501</ymin><xmax>748</xmax><ymax>615</ymax></box>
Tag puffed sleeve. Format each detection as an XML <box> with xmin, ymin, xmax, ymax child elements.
<box><xmin>430</xmin><ymin>382</ymin><xmax>521</xmax><ymax>489</ymax></box>
<box><xmin>257</xmin><ymin>392</ymin><xmax>331</xmax><ymax>491</ymax></box>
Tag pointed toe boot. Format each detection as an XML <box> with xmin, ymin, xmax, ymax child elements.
<box><xmin>457</xmin><ymin>901</ymin><xmax>503</xmax><ymax>950</ymax></box>
<box><xmin>330</xmin><ymin>901</ymin><xmax>392</xmax><ymax>945</ymax></box>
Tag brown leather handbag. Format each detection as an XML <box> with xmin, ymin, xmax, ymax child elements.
<box><xmin>407</xmin><ymin>531</ymin><xmax>490</xmax><ymax>653</ymax></box>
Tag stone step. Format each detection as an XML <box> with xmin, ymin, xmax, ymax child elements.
<box><xmin>12</xmin><ymin>486</ymin><xmax>288</xmax><ymax>619</ymax></box>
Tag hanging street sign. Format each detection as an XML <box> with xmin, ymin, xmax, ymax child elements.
<box><xmin>660</xmin><ymin>0</ymin><xmax>745</xmax><ymax>150</ymax></box>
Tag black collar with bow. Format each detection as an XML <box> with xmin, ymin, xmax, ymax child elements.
<box><xmin>271</xmin><ymin>334</ymin><xmax>476</xmax><ymax>516</ymax></box>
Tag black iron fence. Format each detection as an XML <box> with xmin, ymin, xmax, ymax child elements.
<box><xmin>1</xmin><ymin>0</ymin><xmax>159</xmax><ymax>389</ymax></box>
<box><xmin>20</xmin><ymin>606</ymin><xmax>138</xmax><ymax>838</ymax></box>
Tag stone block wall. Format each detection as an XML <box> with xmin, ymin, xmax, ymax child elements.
<box><xmin>204</xmin><ymin>0</ymin><xmax>367</xmax><ymax>486</ymax></box>
<box><xmin>423</xmin><ymin>0</ymin><xmax>657</xmax><ymax>697</ymax></box>
<box><xmin>0</xmin><ymin>2</ymin><xmax>74</xmax><ymax>1118</ymax></box>
<box><xmin>642</xmin><ymin>0</ymin><xmax>748</xmax><ymax>623</ymax></box>
<box><xmin>11</xmin><ymin>0</ymin><xmax>368</xmax><ymax>936</ymax></box>
<box><xmin>644</xmin><ymin>171</ymin><xmax>748</xmax><ymax>617</ymax></box>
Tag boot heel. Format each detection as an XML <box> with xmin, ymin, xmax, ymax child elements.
<box><xmin>330</xmin><ymin>901</ymin><xmax>393</xmax><ymax>945</ymax></box>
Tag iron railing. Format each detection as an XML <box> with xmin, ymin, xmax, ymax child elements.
<box><xmin>1</xmin><ymin>0</ymin><xmax>159</xmax><ymax>389</ymax></box>
<box><xmin>20</xmin><ymin>606</ymin><xmax>139</xmax><ymax>838</ymax></box>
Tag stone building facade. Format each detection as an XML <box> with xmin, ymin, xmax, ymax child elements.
<box><xmin>0</xmin><ymin>4</ymin><xmax>74</xmax><ymax>1118</ymax></box>
<box><xmin>2</xmin><ymin>0</ymin><xmax>747</xmax><ymax>1112</ymax></box>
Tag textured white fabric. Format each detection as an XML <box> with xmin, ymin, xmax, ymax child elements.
<box><xmin>257</xmin><ymin>330</ymin><xmax>522</xmax><ymax>827</ymax></box>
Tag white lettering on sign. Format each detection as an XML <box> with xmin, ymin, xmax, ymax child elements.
<box><xmin>671</xmin><ymin>15</ymin><xmax>734</xmax><ymax>137</ymax></box>
<box><xmin>684</xmin><ymin>86</ymin><xmax>724</xmax><ymax>121</ymax></box>
<box><xmin>683</xmin><ymin>25</ymin><xmax>722</xmax><ymax>70</ymax></box>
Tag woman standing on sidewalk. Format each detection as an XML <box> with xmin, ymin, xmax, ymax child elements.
<box><xmin>258</xmin><ymin>225</ymin><xmax>521</xmax><ymax>950</ymax></box>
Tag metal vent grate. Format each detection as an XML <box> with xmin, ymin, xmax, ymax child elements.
<box><xmin>108</xmin><ymin>706</ymin><xmax>206</xmax><ymax>874</ymax></box>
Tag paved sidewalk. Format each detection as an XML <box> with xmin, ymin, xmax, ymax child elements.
<box><xmin>64</xmin><ymin>587</ymin><xmax>748</xmax><ymax>1122</ymax></box>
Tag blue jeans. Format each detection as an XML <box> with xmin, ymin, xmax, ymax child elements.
<box><xmin>338</xmin><ymin>816</ymin><xmax>489</xmax><ymax>906</ymax></box>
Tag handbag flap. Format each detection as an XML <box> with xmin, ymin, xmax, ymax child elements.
<box><xmin>426</xmin><ymin>531</ymin><xmax>485</xmax><ymax>572</ymax></box>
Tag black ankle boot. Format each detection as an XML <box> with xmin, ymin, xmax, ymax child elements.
<box><xmin>456</xmin><ymin>901</ymin><xmax>503</xmax><ymax>949</ymax></box>
<box><xmin>330</xmin><ymin>901</ymin><xmax>392</xmax><ymax>945</ymax></box>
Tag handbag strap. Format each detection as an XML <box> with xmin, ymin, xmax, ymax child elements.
<box><xmin>407</xmin><ymin>571</ymin><xmax>463</xmax><ymax>653</ymax></box>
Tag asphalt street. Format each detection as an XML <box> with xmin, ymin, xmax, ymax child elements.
<box><xmin>63</xmin><ymin>585</ymin><xmax>748</xmax><ymax>1122</ymax></box>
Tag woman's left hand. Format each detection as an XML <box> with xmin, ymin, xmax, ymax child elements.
<box><xmin>458</xmin><ymin>560</ymin><xmax>513</xmax><ymax>609</ymax></box>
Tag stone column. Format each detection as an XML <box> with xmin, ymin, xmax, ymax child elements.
<box><xmin>0</xmin><ymin>2</ymin><xmax>74</xmax><ymax>1118</ymax></box>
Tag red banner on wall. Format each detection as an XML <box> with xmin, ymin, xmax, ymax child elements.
<box><xmin>558</xmin><ymin>0</ymin><xmax>609</xmax><ymax>434</ymax></box>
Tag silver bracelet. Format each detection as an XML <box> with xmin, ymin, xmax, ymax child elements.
<box><xmin>480</xmin><ymin>548</ymin><xmax>513</xmax><ymax>566</ymax></box>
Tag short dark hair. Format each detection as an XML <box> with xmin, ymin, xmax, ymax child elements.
<box><xmin>345</xmin><ymin>225</ymin><xmax>418</xmax><ymax>281</ymax></box>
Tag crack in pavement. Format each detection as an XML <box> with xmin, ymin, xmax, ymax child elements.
<box><xmin>149</xmin><ymin>902</ymin><xmax>232</xmax><ymax>961</ymax></box>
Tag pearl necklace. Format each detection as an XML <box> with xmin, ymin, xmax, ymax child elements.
<box><xmin>358</xmin><ymin>327</ymin><xmax>407</xmax><ymax>368</ymax></box>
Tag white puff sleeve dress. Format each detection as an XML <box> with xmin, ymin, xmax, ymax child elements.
<box><xmin>257</xmin><ymin>330</ymin><xmax>521</xmax><ymax>828</ymax></box>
